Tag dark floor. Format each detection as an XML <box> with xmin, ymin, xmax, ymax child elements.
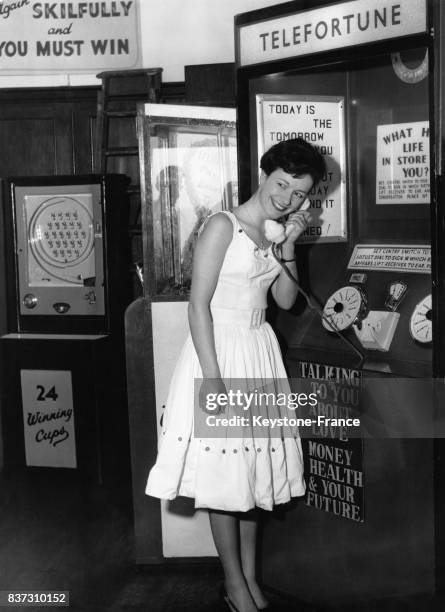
<box><xmin>0</xmin><ymin>466</ymin><xmax>443</xmax><ymax>612</ymax></box>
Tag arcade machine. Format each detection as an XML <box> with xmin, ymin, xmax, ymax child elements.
<box><xmin>235</xmin><ymin>0</ymin><xmax>444</xmax><ymax>606</ymax></box>
<box><xmin>128</xmin><ymin>104</ymin><xmax>238</xmax><ymax>561</ymax></box>
<box><xmin>0</xmin><ymin>175</ymin><xmax>131</xmax><ymax>484</ymax></box>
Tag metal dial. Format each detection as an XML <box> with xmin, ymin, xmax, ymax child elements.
<box><xmin>322</xmin><ymin>285</ymin><xmax>367</xmax><ymax>332</ymax></box>
<box><xmin>409</xmin><ymin>294</ymin><xmax>432</xmax><ymax>344</ymax></box>
<box><xmin>29</xmin><ymin>197</ymin><xmax>94</xmax><ymax>268</ymax></box>
<box><xmin>27</xmin><ymin>195</ymin><xmax>95</xmax><ymax>285</ymax></box>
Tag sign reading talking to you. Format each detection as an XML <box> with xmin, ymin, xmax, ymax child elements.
<box><xmin>0</xmin><ymin>0</ymin><xmax>141</xmax><ymax>73</ymax></box>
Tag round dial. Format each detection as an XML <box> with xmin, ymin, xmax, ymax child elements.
<box><xmin>322</xmin><ymin>285</ymin><xmax>367</xmax><ymax>332</ymax></box>
<box><xmin>409</xmin><ymin>294</ymin><xmax>432</xmax><ymax>344</ymax></box>
<box><xmin>28</xmin><ymin>196</ymin><xmax>95</xmax><ymax>285</ymax></box>
<box><xmin>29</xmin><ymin>196</ymin><xmax>94</xmax><ymax>269</ymax></box>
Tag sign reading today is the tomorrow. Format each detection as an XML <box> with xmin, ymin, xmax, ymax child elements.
<box><xmin>0</xmin><ymin>0</ymin><xmax>141</xmax><ymax>72</ymax></box>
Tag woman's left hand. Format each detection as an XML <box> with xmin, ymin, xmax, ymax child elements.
<box><xmin>283</xmin><ymin>210</ymin><xmax>311</xmax><ymax>244</ymax></box>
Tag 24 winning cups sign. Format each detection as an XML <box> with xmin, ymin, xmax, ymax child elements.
<box><xmin>0</xmin><ymin>0</ymin><xmax>141</xmax><ymax>72</ymax></box>
<box><xmin>256</xmin><ymin>94</ymin><xmax>347</xmax><ymax>244</ymax></box>
<box><xmin>20</xmin><ymin>369</ymin><xmax>77</xmax><ymax>469</ymax></box>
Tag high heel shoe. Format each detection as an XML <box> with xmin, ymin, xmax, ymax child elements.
<box><xmin>220</xmin><ymin>585</ymin><xmax>241</xmax><ymax>612</ymax></box>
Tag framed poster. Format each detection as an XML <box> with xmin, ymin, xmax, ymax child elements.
<box><xmin>256</xmin><ymin>94</ymin><xmax>347</xmax><ymax>243</ymax></box>
<box><xmin>376</xmin><ymin>120</ymin><xmax>430</xmax><ymax>205</ymax></box>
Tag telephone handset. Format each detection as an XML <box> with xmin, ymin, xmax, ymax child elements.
<box><xmin>264</xmin><ymin>198</ymin><xmax>311</xmax><ymax>244</ymax></box>
<box><xmin>298</xmin><ymin>198</ymin><xmax>311</xmax><ymax>212</ymax></box>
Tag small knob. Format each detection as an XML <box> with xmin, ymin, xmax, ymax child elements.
<box><xmin>84</xmin><ymin>290</ymin><xmax>96</xmax><ymax>305</ymax></box>
<box><xmin>53</xmin><ymin>302</ymin><xmax>70</xmax><ymax>314</ymax></box>
<box><xmin>23</xmin><ymin>294</ymin><xmax>38</xmax><ymax>309</ymax></box>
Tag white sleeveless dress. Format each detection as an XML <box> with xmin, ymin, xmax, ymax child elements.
<box><xmin>146</xmin><ymin>211</ymin><xmax>306</xmax><ymax>511</ymax></box>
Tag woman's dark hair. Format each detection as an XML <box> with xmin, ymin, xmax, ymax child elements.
<box><xmin>260</xmin><ymin>138</ymin><xmax>326</xmax><ymax>186</ymax></box>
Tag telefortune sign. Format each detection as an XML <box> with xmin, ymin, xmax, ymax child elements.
<box><xmin>238</xmin><ymin>0</ymin><xmax>427</xmax><ymax>67</ymax></box>
<box><xmin>0</xmin><ymin>0</ymin><xmax>141</xmax><ymax>73</ymax></box>
<box><xmin>297</xmin><ymin>361</ymin><xmax>364</xmax><ymax>523</ymax></box>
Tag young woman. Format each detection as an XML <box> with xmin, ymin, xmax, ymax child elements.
<box><xmin>146</xmin><ymin>138</ymin><xmax>326</xmax><ymax>612</ymax></box>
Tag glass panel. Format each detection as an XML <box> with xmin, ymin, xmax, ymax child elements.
<box><xmin>25</xmin><ymin>193</ymin><xmax>95</xmax><ymax>287</ymax></box>
<box><xmin>249</xmin><ymin>46</ymin><xmax>430</xmax><ymax>243</ymax></box>
<box><xmin>148</xmin><ymin>122</ymin><xmax>237</xmax><ymax>296</ymax></box>
<box><xmin>352</xmin><ymin>47</ymin><xmax>430</xmax><ymax>241</ymax></box>
<box><xmin>247</xmin><ymin>45</ymin><xmax>431</xmax><ymax>374</ymax></box>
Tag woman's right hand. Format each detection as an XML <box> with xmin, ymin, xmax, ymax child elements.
<box><xmin>283</xmin><ymin>210</ymin><xmax>311</xmax><ymax>244</ymax></box>
<box><xmin>199</xmin><ymin>377</ymin><xmax>227</xmax><ymax>415</ymax></box>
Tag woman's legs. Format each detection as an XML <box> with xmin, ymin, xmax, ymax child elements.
<box><xmin>239</xmin><ymin>511</ymin><xmax>269</xmax><ymax>610</ymax></box>
<box><xmin>209</xmin><ymin>510</ymin><xmax>258</xmax><ymax>612</ymax></box>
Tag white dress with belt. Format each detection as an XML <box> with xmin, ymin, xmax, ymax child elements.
<box><xmin>146</xmin><ymin>211</ymin><xmax>306</xmax><ymax>511</ymax></box>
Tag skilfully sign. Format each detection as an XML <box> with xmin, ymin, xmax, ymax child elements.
<box><xmin>0</xmin><ymin>0</ymin><xmax>141</xmax><ymax>73</ymax></box>
<box><xmin>238</xmin><ymin>0</ymin><xmax>427</xmax><ymax>67</ymax></box>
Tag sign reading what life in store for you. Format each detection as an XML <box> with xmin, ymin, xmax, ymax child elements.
<box><xmin>21</xmin><ymin>369</ymin><xmax>77</xmax><ymax>468</ymax></box>
<box><xmin>376</xmin><ymin>121</ymin><xmax>430</xmax><ymax>204</ymax></box>
<box><xmin>0</xmin><ymin>0</ymin><xmax>141</xmax><ymax>73</ymax></box>
<box><xmin>297</xmin><ymin>361</ymin><xmax>364</xmax><ymax>523</ymax></box>
<box><xmin>257</xmin><ymin>94</ymin><xmax>346</xmax><ymax>243</ymax></box>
